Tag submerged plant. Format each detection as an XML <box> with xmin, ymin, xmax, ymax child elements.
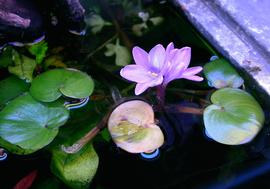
<box><xmin>104</xmin><ymin>39</ymin><xmax>131</xmax><ymax>66</ymax></box>
<box><xmin>85</xmin><ymin>14</ymin><xmax>112</xmax><ymax>34</ymax></box>
<box><xmin>120</xmin><ymin>42</ymin><xmax>203</xmax><ymax>105</ymax></box>
<box><xmin>132</xmin><ymin>11</ymin><xmax>164</xmax><ymax>36</ymax></box>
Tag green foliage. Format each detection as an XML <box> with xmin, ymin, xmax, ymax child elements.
<box><xmin>203</xmin><ymin>88</ymin><xmax>264</xmax><ymax>145</ymax></box>
<box><xmin>51</xmin><ymin>143</ymin><xmax>99</xmax><ymax>189</ymax></box>
<box><xmin>30</xmin><ymin>69</ymin><xmax>94</xmax><ymax>102</ymax></box>
<box><xmin>203</xmin><ymin>58</ymin><xmax>244</xmax><ymax>88</ymax></box>
<box><xmin>0</xmin><ymin>47</ymin><xmax>13</xmax><ymax>68</ymax></box>
<box><xmin>100</xmin><ymin>128</ymin><xmax>111</xmax><ymax>142</ymax></box>
<box><xmin>8</xmin><ymin>50</ymin><xmax>36</xmax><ymax>82</ymax></box>
<box><xmin>0</xmin><ymin>137</ymin><xmax>34</xmax><ymax>155</ymax></box>
<box><xmin>105</xmin><ymin>39</ymin><xmax>131</xmax><ymax>66</ymax></box>
<box><xmin>49</xmin><ymin>100</ymin><xmax>106</xmax><ymax>188</ymax></box>
<box><xmin>50</xmin><ymin>100</ymin><xmax>106</xmax><ymax>147</ymax></box>
<box><xmin>0</xmin><ymin>93</ymin><xmax>69</xmax><ymax>154</ymax></box>
<box><xmin>0</xmin><ymin>76</ymin><xmax>29</xmax><ymax>109</ymax></box>
<box><xmin>28</xmin><ymin>41</ymin><xmax>48</xmax><ymax>64</ymax></box>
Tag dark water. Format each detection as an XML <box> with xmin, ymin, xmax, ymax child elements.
<box><xmin>1</xmin><ymin>1</ymin><xmax>270</xmax><ymax>189</ymax></box>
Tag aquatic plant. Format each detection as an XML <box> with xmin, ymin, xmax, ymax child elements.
<box><xmin>120</xmin><ymin>42</ymin><xmax>203</xmax><ymax>105</ymax></box>
<box><xmin>108</xmin><ymin>100</ymin><xmax>164</xmax><ymax>153</ymax></box>
<box><xmin>0</xmin><ymin>1</ymin><xmax>267</xmax><ymax>188</ymax></box>
<box><xmin>204</xmin><ymin>88</ymin><xmax>264</xmax><ymax>145</ymax></box>
<box><xmin>204</xmin><ymin>58</ymin><xmax>244</xmax><ymax>88</ymax></box>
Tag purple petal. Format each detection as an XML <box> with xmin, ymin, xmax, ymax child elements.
<box><xmin>148</xmin><ymin>75</ymin><xmax>163</xmax><ymax>87</ymax></box>
<box><xmin>149</xmin><ymin>44</ymin><xmax>166</xmax><ymax>71</ymax></box>
<box><xmin>132</xmin><ymin>46</ymin><xmax>149</xmax><ymax>68</ymax></box>
<box><xmin>163</xmin><ymin>47</ymin><xmax>192</xmax><ymax>84</ymax></box>
<box><xmin>165</xmin><ymin>42</ymin><xmax>174</xmax><ymax>53</ymax></box>
<box><xmin>163</xmin><ymin>62</ymin><xmax>175</xmax><ymax>84</ymax></box>
<box><xmin>135</xmin><ymin>83</ymin><xmax>150</xmax><ymax>95</ymax></box>
<box><xmin>182</xmin><ymin>75</ymin><xmax>204</xmax><ymax>81</ymax></box>
<box><xmin>120</xmin><ymin>65</ymin><xmax>153</xmax><ymax>83</ymax></box>
<box><xmin>163</xmin><ymin>48</ymin><xmax>178</xmax><ymax>75</ymax></box>
<box><xmin>181</xmin><ymin>66</ymin><xmax>203</xmax><ymax>77</ymax></box>
<box><xmin>179</xmin><ymin>66</ymin><xmax>203</xmax><ymax>81</ymax></box>
<box><xmin>134</xmin><ymin>75</ymin><xmax>163</xmax><ymax>95</ymax></box>
<box><xmin>171</xmin><ymin>47</ymin><xmax>191</xmax><ymax>71</ymax></box>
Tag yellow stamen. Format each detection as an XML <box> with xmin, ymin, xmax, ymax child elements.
<box><xmin>148</xmin><ymin>71</ymin><xmax>158</xmax><ymax>77</ymax></box>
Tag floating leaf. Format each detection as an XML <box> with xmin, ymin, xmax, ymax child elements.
<box><xmin>30</xmin><ymin>69</ymin><xmax>94</xmax><ymax>102</ymax></box>
<box><xmin>0</xmin><ymin>47</ymin><xmax>13</xmax><ymax>68</ymax></box>
<box><xmin>104</xmin><ymin>39</ymin><xmax>131</xmax><ymax>66</ymax></box>
<box><xmin>0</xmin><ymin>137</ymin><xmax>33</xmax><ymax>155</ymax></box>
<box><xmin>85</xmin><ymin>14</ymin><xmax>112</xmax><ymax>34</ymax></box>
<box><xmin>203</xmin><ymin>58</ymin><xmax>244</xmax><ymax>88</ymax></box>
<box><xmin>0</xmin><ymin>93</ymin><xmax>69</xmax><ymax>154</ymax></box>
<box><xmin>0</xmin><ymin>76</ymin><xmax>29</xmax><ymax>108</ymax></box>
<box><xmin>28</xmin><ymin>41</ymin><xmax>48</xmax><ymax>64</ymax></box>
<box><xmin>51</xmin><ymin>143</ymin><xmax>99</xmax><ymax>189</ymax></box>
<box><xmin>8</xmin><ymin>50</ymin><xmax>36</xmax><ymax>82</ymax></box>
<box><xmin>108</xmin><ymin>100</ymin><xmax>164</xmax><ymax>153</ymax></box>
<box><xmin>203</xmin><ymin>88</ymin><xmax>264</xmax><ymax>145</ymax></box>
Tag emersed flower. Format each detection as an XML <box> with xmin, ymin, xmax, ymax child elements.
<box><xmin>120</xmin><ymin>42</ymin><xmax>203</xmax><ymax>95</ymax></box>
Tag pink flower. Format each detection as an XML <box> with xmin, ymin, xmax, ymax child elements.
<box><xmin>120</xmin><ymin>42</ymin><xmax>203</xmax><ymax>95</ymax></box>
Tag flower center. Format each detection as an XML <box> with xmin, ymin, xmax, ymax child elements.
<box><xmin>148</xmin><ymin>71</ymin><xmax>158</xmax><ymax>77</ymax></box>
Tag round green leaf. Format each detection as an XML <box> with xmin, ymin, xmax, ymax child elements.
<box><xmin>203</xmin><ymin>88</ymin><xmax>264</xmax><ymax>145</ymax></box>
<box><xmin>203</xmin><ymin>58</ymin><xmax>244</xmax><ymax>88</ymax></box>
<box><xmin>51</xmin><ymin>143</ymin><xmax>99</xmax><ymax>189</ymax></box>
<box><xmin>30</xmin><ymin>69</ymin><xmax>94</xmax><ymax>102</ymax></box>
<box><xmin>0</xmin><ymin>137</ymin><xmax>34</xmax><ymax>155</ymax></box>
<box><xmin>0</xmin><ymin>93</ymin><xmax>69</xmax><ymax>154</ymax></box>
